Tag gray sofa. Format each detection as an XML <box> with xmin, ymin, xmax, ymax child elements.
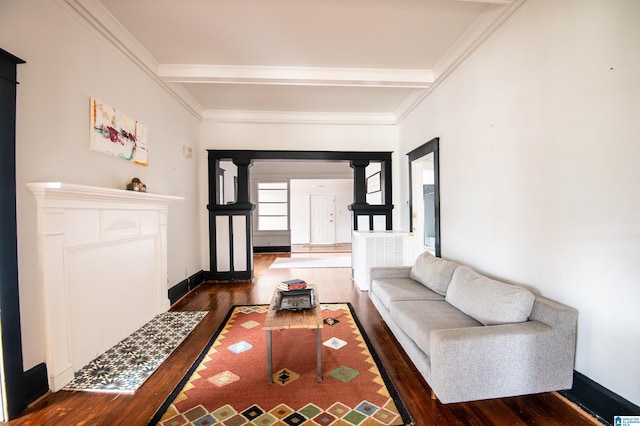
<box><xmin>369</xmin><ymin>251</ymin><xmax>578</xmax><ymax>404</ymax></box>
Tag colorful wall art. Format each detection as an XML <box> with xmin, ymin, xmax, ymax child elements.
<box><xmin>90</xmin><ymin>98</ymin><xmax>148</xmax><ymax>167</ymax></box>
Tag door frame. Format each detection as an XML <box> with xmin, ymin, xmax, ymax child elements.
<box><xmin>207</xmin><ymin>150</ymin><xmax>393</xmax><ymax>280</ymax></box>
<box><xmin>0</xmin><ymin>48</ymin><xmax>27</xmax><ymax>420</ymax></box>
<box><xmin>407</xmin><ymin>137</ymin><xmax>441</xmax><ymax>257</ymax></box>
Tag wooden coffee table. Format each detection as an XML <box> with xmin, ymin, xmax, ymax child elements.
<box><xmin>263</xmin><ymin>284</ymin><xmax>323</xmax><ymax>383</ymax></box>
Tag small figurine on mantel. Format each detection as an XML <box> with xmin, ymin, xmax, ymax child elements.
<box><xmin>126</xmin><ymin>177</ymin><xmax>147</xmax><ymax>192</ymax></box>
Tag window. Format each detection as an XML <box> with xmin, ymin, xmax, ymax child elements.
<box><xmin>257</xmin><ymin>182</ymin><xmax>288</xmax><ymax>230</ymax></box>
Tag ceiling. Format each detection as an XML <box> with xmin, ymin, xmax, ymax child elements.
<box><xmin>72</xmin><ymin>0</ymin><xmax>518</xmax><ymax>123</ymax></box>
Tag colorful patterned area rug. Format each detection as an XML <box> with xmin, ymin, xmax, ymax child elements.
<box><xmin>63</xmin><ymin>311</ymin><xmax>208</xmax><ymax>393</ymax></box>
<box><xmin>150</xmin><ymin>304</ymin><xmax>412</xmax><ymax>426</ymax></box>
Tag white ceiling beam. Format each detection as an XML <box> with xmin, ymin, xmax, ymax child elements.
<box><xmin>201</xmin><ymin>110</ymin><xmax>397</xmax><ymax>125</ymax></box>
<box><xmin>158</xmin><ymin>65</ymin><xmax>433</xmax><ymax>88</ymax></box>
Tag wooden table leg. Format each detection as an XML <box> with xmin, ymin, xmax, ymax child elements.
<box><xmin>266</xmin><ymin>330</ymin><xmax>273</xmax><ymax>384</ymax></box>
<box><xmin>316</xmin><ymin>328</ymin><xmax>322</xmax><ymax>382</ymax></box>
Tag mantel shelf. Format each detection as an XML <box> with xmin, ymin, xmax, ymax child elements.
<box><xmin>28</xmin><ymin>182</ymin><xmax>184</xmax><ymax>205</ymax></box>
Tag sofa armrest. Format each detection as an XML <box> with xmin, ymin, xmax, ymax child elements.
<box><xmin>529</xmin><ymin>295</ymin><xmax>578</xmax><ymax>334</ymax></box>
<box><xmin>430</xmin><ymin>320</ymin><xmax>575</xmax><ymax>403</ymax></box>
<box><xmin>369</xmin><ymin>266</ymin><xmax>412</xmax><ymax>281</ymax></box>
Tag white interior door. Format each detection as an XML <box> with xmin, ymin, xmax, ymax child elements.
<box><xmin>310</xmin><ymin>194</ymin><xmax>336</xmax><ymax>244</ymax></box>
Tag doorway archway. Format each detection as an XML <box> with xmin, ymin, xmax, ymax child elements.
<box><xmin>207</xmin><ymin>150</ymin><xmax>393</xmax><ymax>280</ymax></box>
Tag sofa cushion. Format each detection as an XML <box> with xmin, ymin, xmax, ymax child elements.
<box><xmin>409</xmin><ymin>251</ymin><xmax>459</xmax><ymax>296</ymax></box>
<box><xmin>372</xmin><ymin>278</ymin><xmax>444</xmax><ymax>309</ymax></box>
<box><xmin>389</xmin><ymin>300</ymin><xmax>481</xmax><ymax>356</ymax></box>
<box><xmin>445</xmin><ymin>266</ymin><xmax>535</xmax><ymax>325</ymax></box>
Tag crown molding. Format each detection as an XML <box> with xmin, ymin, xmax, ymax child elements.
<box><xmin>202</xmin><ymin>110</ymin><xmax>397</xmax><ymax>126</ymax></box>
<box><xmin>59</xmin><ymin>0</ymin><xmax>525</xmax><ymax>126</ymax></box>
<box><xmin>158</xmin><ymin>65</ymin><xmax>433</xmax><ymax>88</ymax></box>
<box><xmin>394</xmin><ymin>89</ymin><xmax>429</xmax><ymax>120</ymax></box>
<box><xmin>59</xmin><ymin>0</ymin><xmax>203</xmax><ymax>119</ymax></box>
<box><xmin>397</xmin><ymin>0</ymin><xmax>528</xmax><ymax>122</ymax></box>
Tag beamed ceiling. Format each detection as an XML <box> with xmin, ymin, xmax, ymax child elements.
<box><xmin>65</xmin><ymin>0</ymin><xmax>522</xmax><ymax>124</ymax></box>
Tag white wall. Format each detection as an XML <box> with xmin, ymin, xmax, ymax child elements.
<box><xmin>1</xmin><ymin>0</ymin><xmax>202</xmax><ymax>371</ymax></box>
<box><xmin>199</xmin><ymin>121</ymin><xmax>399</xmax><ymax>268</ymax></box>
<box><xmin>398</xmin><ymin>0</ymin><xmax>640</xmax><ymax>405</ymax></box>
<box><xmin>290</xmin><ymin>179</ymin><xmax>353</xmax><ymax>244</ymax></box>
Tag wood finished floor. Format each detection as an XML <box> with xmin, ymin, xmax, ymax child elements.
<box><xmin>291</xmin><ymin>243</ymin><xmax>352</xmax><ymax>253</ymax></box>
<box><xmin>6</xmin><ymin>253</ymin><xmax>600</xmax><ymax>426</ymax></box>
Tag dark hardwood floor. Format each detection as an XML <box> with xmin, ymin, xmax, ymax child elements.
<box><xmin>5</xmin><ymin>253</ymin><xmax>600</xmax><ymax>425</ymax></box>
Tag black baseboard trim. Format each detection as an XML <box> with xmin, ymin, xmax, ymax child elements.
<box><xmin>205</xmin><ymin>270</ymin><xmax>253</xmax><ymax>281</ymax></box>
<box><xmin>559</xmin><ymin>371</ymin><xmax>640</xmax><ymax>425</ymax></box>
<box><xmin>168</xmin><ymin>270</ymin><xmax>207</xmax><ymax>306</ymax></box>
<box><xmin>253</xmin><ymin>246</ymin><xmax>291</xmax><ymax>253</ymax></box>
<box><xmin>24</xmin><ymin>362</ymin><xmax>48</xmax><ymax>406</ymax></box>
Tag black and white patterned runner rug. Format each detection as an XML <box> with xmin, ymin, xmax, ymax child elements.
<box><xmin>63</xmin><ymin>310</ymin><xmax>207</xmax><ymax>393</ymax></box>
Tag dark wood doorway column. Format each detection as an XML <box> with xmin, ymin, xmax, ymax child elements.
<box><xmin>347</xmin><ymin>158</ymin><xmax>393</xmax><ymax>230</ymax></box>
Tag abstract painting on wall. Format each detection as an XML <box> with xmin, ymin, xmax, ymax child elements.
<box><xmin>90</xmin><ymin>98</ymin><xmax>148</xmax><ymax>167</ymax></box>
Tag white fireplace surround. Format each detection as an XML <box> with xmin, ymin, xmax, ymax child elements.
<box><xmin>28</xmin><ymin>182</ymin><xmax>183</xmax><ymax>391</ymax></box>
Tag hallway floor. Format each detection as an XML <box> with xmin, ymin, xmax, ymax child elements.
<box><xmin>291</xmin><ymin>243</ymin><xmax>351</xmax><ymax>253</ymax></box>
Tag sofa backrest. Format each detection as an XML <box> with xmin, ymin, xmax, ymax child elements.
<box><xmin>409</xmin><ymin>251</ymin><xmax>460</xmax><ymax>296</ymax></box>
<box><xmin>445</xmin><ymin>266</ymin><xmax>535</xmax><ymax>325</ymax></box>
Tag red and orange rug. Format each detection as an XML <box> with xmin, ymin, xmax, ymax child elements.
<box><xmin>150</xmin><ymin>304</ymin><xmax>412</xmax><ymax>425</ymax></box>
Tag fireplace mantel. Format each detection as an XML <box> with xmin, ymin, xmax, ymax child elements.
<box><xmin>28</xmin><ymin>182</ymin><xmax>183</xmax><ymax>391</ymax></box>
<box><xmin>28</xmin><ymin>181</ymin><xmax>182</xmax><ymax>205</ymax></box>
